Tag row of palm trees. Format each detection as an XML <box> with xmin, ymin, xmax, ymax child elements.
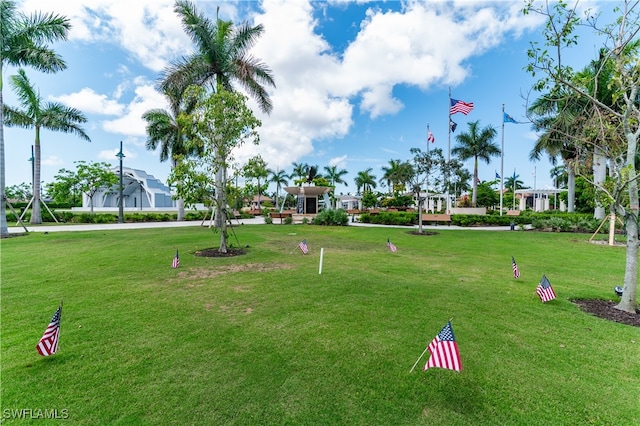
<box><xmin>1</xmin><ymin>1</ymin><xmax>85</xmax><ymax>232</ymax></box>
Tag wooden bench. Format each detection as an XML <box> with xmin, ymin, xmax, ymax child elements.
<box><xmin>269</xmin><ymin>212</ymin><xmax>292</xmax><ymax>224</ymax></box>
<box><xmin>506</xmin><ymin>210</ymin><xmax>521</xmax><ymax>216</ymax></box>
<box><xmin>421</xmin><ymin>213</ymin><xmax>452</xmax><ymax>226</ymax></box>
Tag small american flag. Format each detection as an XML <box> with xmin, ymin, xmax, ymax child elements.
<box><xmin>424</xmin><ymin>321</ymin><xmax>462</xmax><ymax>372</ymax></box>
<box><xmin>512</xmin><ymin>256</ymin><xmax>520</xmax><ymax>279</ymax></box>
<box><xmin>36</xmin><ymin>304</ymin><xmax>62</xmax><ymax>356</ymax></box>
<box><xmin>427</xmin><ymin>129</ymin><xmax>435</xmax><ymax>143</ymax></box>
<box><xmin>172</xmin><ymin>249</ymin><xmax>180</xmax><ymax>268</ymax></box>
<box><xmin>387</xmin><ymin>238</ymin><xmax>397</xmax><ymax>252</ymax></box>
<box><xmin>298</xmin><ymin>239</ymin><xmax>308</xmax><ymax>254</ymax></box>
<box><xmin>450</xmin><ymin>98</ymin><xmax>474</xmax><ymax>115</ymax></box>
<box><xmin>536</xmin><ymin>275</ymin><xmax>556</xmax><ymax>302</ymax></box>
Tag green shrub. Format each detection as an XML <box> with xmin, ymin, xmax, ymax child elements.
<box><xmin>530</xmin><ymin>214</ymin><xmax>602</xmax><ymax>233</ymax></box>
<box><xmin>312</xmin><ymin>209</ymin><xmax>349</xmax><ymax>226</ymax></box>
<box><xmin>284</xmin><ymin>216</ymin><xmax>293</xmax><ymax>225</ymax></box>
<box><xmin>264</xmin><ymin>215</ymin><xmax>273</xmax><ymax>224</ymax></box>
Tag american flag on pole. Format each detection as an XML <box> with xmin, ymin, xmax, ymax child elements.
<box><xmin>36</xmin><ymin>304</ymin><xmax>62</xmax><ymax>356</ymax></box>
<box><xmin>298</xmin><ymin>239</ymin><xmax>308</xmax><ymax>254</ymax></box>
<box><xmin>450</xmin><ymin>98</ymin><xmax>474</xmax><ymax>115</ymax></box>
<box><xmin>427</xmin><ymin>129</ymin><xmax>435</xmax><ymax>143</ymax></box>
<box><xmin>512</xmin><ymin>256</ymin><xmax>520</xmax><ymax>279</ymax></box>
<box><xmin>172</xmin><ymin>249</ymin><xmax>180</xmax><ymax>268</ymax></box>
<box><xmin>387</xmin><ymin>238</ymin><xmax>397</xmax><ymax>252</ymax></box>
<box><xmin>536</xmin><ymin>275</ymin><xmax>556</xmax><ymax>302</ymax></box>
<box><xmin>424</xmin><ymin>321</ymin><xmax>462</xmax><ymax>372</ymax></box>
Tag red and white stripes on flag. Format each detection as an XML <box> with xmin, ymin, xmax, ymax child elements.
<box><xmin>424</xmin><ymin>321</ymin><xmax>462</xmax><ymax>372</ymax></box>
<box><xmin>36</xmin><ymin>304</ymin><xmax>62</xmax><ymax>356</ymax></box>
<box><xmin>450</xmin><ymin>98</ymin><xmax>474</xmax><ymax>115</ymax></box>
<box><xmin>427</xmin><ymin>130</ymin><xmax>435</xmax><ymax>143</ymax></box>
<box><xmin>536</xmin><ymin>275</ymin><xmax>556</xmax><ymax>303</ymax></box>
<box><xmin>172</xmin><ymin>249</ymin><xmax>180</xmax><ymax>268</ymax></box>
<box><xmin>387</xmin><ymin>238</ymin><xmax>397</xmax><ymax>252</ymax></box>
<box><xmin>512</xmin><ymin>256</ymin><xmax>520</xmax><ymax>279</ymax></box>
<box><xmin>298</xmin><ymin>239</ymin><xmax>308</xmax><ymax>254</ymax></box>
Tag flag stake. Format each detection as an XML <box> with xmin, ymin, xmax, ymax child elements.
<box><xmin>409</xmin><ymin>346</ymin><xmax>430</xmax><ymax>373</ymax></box>
<box><xmin>319</xmin><ymin>248</ymin><xmax>324</xmax><ymax>274</ymax></box>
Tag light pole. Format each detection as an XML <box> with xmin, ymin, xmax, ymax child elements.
<box><xmin>116</xmin><ymin>141</ymin><xmax>125</xmax><ymax>223</ymax></box>
<box><xmin>29</xmin><ymin>145</ymin><xmax>34</xmax><ymax>199</ymax></box>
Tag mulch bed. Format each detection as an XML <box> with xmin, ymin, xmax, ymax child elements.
<box><xmin>407</xmin><ymin>230</ymin><xmax>438</xmax><ymax>236</ymax></box>
<box><xmin>572</xmin><ymin>299</ymin><xmax>639</xmax><ymax>327</ymax></box>
<box><xmin>194</xmin><ymin>247</ymin><xmax>247</xmax><ymax>258</ymax></box>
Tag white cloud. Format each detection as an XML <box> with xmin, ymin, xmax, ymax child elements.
<box><xmin>41</xmin><ymin>156</ymin><xmax>64</xmax><ymax>167</ymax></box>
<box><xmin>328</xmin><ymin>155</ymin><xmax>348</xmax><ymax>169</ymax></box>
<box><xmin>98</xmin><ymin>148</ymin><xmax>136</xmax><ymax>161</ymax></box>
<box><xmin>50</xmin><ymin>87</ymin><xmax>124</xmax><ymax>115</ymax></box>
<box><xmin>101</xmin><ymin>84</ymin><xmax>167</xmax><ymax>136</ymax></box>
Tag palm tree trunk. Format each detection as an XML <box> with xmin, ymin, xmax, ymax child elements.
<box><xmin>567</xmin><ymin>161</ymin><xmax>576</xmax><ymax>213</ymax></box>
<box><xmin>0</xmin><ymin>78</ymin><xmax>8</xmax><ymax>237</ymax></box>
<box><xmin>472</xmin><ymin>157</ymin><xmax>479</xmax><ymax>207</ymax></box>
<box><xmin>31</xmin><ymin>129</ymin><xmax>42</xmax><ymax>224</ymax></box>
<box><xmin>172</xmin><ymin>160</ymin><xmax>185</xmax><ymax>221</ymax></box>
<box><xmin>176</xmin><ymin>198</ymin><xmax>185</xmax><ymax>221</ymax></box>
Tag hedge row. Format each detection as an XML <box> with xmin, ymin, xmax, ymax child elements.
<box><xmin>7</xmin><ymin>210</ymin><xmax>208</xmax><ymax>224</ymax></box>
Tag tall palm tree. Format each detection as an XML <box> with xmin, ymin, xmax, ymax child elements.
<box><xmin>161</xmin><ymin>1</ymin><xmax>275</xmax><ymax>112</ymax></box>
<box><xmin>4</xmin><ymin>69</ymin><xmax>89</xmax><ymax>224</ymax></box>
<box><xmin>323</xmin><ymin>165</ymin><xmax>348</xmax><ymax>188</ymax></box>
<box><xmin>0</xmin><ymin>0</ymin><xmax>70</xmax><ymax>236</ymax></box>
<box><xmin>290</xmin><ymin>162</ymin><xmax>309</xmax><ymax>186</ymax></box>
<box><xmin>549</xmin><ymin>165</ymin><xmax>567</xmax><ymax>189</ymax></box>
<box><xmin>451</xmin><ymin>120</ymin><xmax>499</xmax><ymax>207</ymax></box>
<box><xmin>528</xmin><ymin>88</ymin><xmax>584</xmax><ymax>213</ymax></box>
<box><xmin>354</xmin><ymin>168</ymin><xmax>377</xmax><ymax>195</ymax></box>
<box><xmin>268</xmin><ymin>168</ymin><xmax>288</xmax><ymax>210</ymax></box>
<box><xmin>162</xmin><ymin>0</ymin><xmax>275</xmax><ymax>250</ymax></box>
<box><xmin>142</xmin><ymin>83</ymin><xmax>199</xmax><ymax>221</ymax></box>
<box><xmin>379</xmin><ymin>159</ymin><xmax>411</xmax><ymax>194</ymax></box>
<box><xmin>323</xmin><ymin>165</ymin><xmax>348</xmax><ymax>209</ymax></box>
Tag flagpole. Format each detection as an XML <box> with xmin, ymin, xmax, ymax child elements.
<box><xmin>447</xmin><ymin>88</ymin><xmax>451</xmax><ymax>215</ymax></box>
<box><xmin>513</xmin><ymin>169</ymin><xmax>516</xmax><ymax>210</ymax></box>
<box><xmin>426</xmin><ymin>123</ymin><xmax>430</xmax><ymax>212</ymax></box>
<box><xmin>500</xmin><ymin>104</ymin><xmax>505</xmax><ymax>216</ymax></box>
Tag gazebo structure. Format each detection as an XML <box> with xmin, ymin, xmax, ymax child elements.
<box><xmin>284</xmin><ymin>185</ymin><xmax>332</xmax><ymax>223</ymax></box>
<box><xmin>514</xmin><ymin>188</ymin><xmax>564</xmax><ymax>212</ymax></box>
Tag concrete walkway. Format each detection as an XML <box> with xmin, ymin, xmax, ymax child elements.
<box><xmin>8</xmin><ymin>216</ymin><xmax>520</xmax><ymax>233</ymax></box>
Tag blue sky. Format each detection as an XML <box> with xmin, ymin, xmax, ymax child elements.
<box><xmin>4</xmin><ymin>0</ymin><xmax>611</xmax><ymax>196</ymax></box>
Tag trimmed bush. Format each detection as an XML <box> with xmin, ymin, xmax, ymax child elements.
<box><xmin>312</xmin><ymin>209</ymin><xmax>349</xmax><ymax>226</ymax></box>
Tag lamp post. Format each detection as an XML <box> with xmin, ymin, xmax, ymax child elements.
<box><xmin>116</xmin><ymin>141</ymin><xmax>125</xmax><ymax>223</ymax></box>
<box><xmin>29</xmin><ymin>145</ymin><xmax>34</xmax><ymax>199</ymax></box>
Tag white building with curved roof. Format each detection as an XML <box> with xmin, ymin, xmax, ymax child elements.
<box><xmin>81</xmin><ymin>167</ymin><xmax>175</xmax><ymax>210</ymax></box>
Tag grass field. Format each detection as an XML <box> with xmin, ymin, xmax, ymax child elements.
<box><xmin>1</xmin><ymin>225</ymin><xmax>638</xmax><ymax>425</ymax></box>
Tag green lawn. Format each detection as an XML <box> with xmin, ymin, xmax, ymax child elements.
<box><xmin>1</xmin><ymin>225</ymin><xmax>638</xmax><ymax>425</ymax></box>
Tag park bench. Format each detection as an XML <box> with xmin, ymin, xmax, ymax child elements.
<box><xmin>506</xmin><ymin>210</ymin><xmax>521</xmax><ymax>216</ymax></box>
<box><xmin>421</xmin><ymin>213</ymin><xmax>452</xmax><ymax>226</ymax></box>
<box><xmin>269</xmin><ymin>212</ymin><xmax>292</xmax><ymax>224</ymax></box>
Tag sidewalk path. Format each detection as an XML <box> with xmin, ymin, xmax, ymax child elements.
<box><xmin>7</xmin><ymin>216</ymin><xmax>266</xmax><ymax>234</ymax></box>
<box><xmin>8</xmin><ymin>216</ymin><xmax>520</xmax><ymax>233</ymax></box>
